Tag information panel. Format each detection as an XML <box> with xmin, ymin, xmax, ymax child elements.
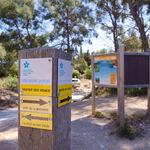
<box><xmin>20</xmin><ymin>58</ymin><xmax>52</xmax><ymax>130</ymax></box>
<box><xmin>58</xmin><ymin>59</ymin><xmax>72</xmax><ymax>107</ymax></box>
<box><xmin>94</xmin><ymin>55</ymin><xmax>117</xmax><ymax>86</ymax></box>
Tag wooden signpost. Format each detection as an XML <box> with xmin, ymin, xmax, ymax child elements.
<box><xmin>18</xmin><ymin>47</ymin><xmax>72</xmax><ymax>150</ymax></box>
<box><xmin>91</xmin><ymin>45</ymin><xmax>150</xmax><ymax>128</ymax></box>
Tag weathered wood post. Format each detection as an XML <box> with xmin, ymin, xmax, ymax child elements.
<box><xmin>117</xmin><ymin>45</ymin><xmax>125</xmax><ymax>128</ymax></box>
<box><xmin>18</xmin><ymin>47</ymin><xmax>72</xmax><ymax>150</ymax></box>
<box><xmin>91</xmin><ymin>52</ymin><xmax>96</xmax><ymax>115</ymax></box>
<box><xmin>147</xmin><ymin>49</ymin><xmax>150</xmax><ymax>115</ymax></box>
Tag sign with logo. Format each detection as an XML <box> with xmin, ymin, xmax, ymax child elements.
<box><xmin>94</xmin><ymin>55</ymin><xmax>117</xmax><ymax>86</ymax></box>
<box><xmin>58</xmin><ymin>59</ymin><xmax>72</xmax><ymax>107</ymax></box>
<box><xmin>20</xmin><ymin>58</ymin><xmax>52</xmax><ymax>130</ymax></box>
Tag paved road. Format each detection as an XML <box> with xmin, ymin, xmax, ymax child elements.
<box><xmin>0</xmin><ymin>108</ymin><xmax>18</xmax><ymax>125</ymax></box>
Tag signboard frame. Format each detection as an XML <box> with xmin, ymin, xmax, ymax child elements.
<box><xmin>19</xmin><ymin>57</ymin><xmax>53</xmax><ymax>130</ymax></box>
<box><xmin>91</xmin><ymin>46</ymin><xmax>150</xmax><ymax>128</ymax></box>
<box><xmin>93</xmin><ymin>53</ymin><xmax>118</xmax><ymax>88</ymax></box>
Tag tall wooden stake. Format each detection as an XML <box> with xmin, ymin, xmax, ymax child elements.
<box><xmin>147</xmin><ymin>49</ymin><xmax>150</xmax><ymax>115</ymax></box>
<box><xmin>91</xmin><ymin>52</ymin><xmax>96</xmax><ymax>115</ymax></box>
<box><xmin>117</xmin><ymin>45</ymin><xmax>125</xmax><ymax>128</ymax></box>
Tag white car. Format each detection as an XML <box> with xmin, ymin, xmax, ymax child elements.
<box><xmin>72</xmin><ymin>78</ymin><xmax>81</xmax><ymax>86</ymax></box>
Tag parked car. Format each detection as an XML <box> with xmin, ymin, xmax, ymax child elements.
<box><xmin>72</xmin><ymin>78</ymin><xmax>81</xmax><ymax>87</ymax></box>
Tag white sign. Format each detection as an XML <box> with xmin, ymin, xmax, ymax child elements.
<box><xmin>20</xmin><ymin>58</ymin><xmax>52</xmax><ymax>85</ymax></box>
<box><xmin>58</xmin><ymin>59</ymin><xmax>72</xmax><ymax>85</ymax></box>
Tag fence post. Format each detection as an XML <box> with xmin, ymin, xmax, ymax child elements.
<box><xmin>147</xmin><ymin>49</ymin><xmax>150</xmax><ymax>115</ymax></box>
<box><xmin>91</xmin><ymin>52</ymin><xmax>96</xmax><ymax>115</ymax></box>
<box><xmin>117</xmin><ymin>45</ymin><xmax>125</xmax><ymax>128</ymax></box>
<box><xmin>18</xmin><ymin>48</ymin><xmax>72</xmax><ymax>150</ymax></box>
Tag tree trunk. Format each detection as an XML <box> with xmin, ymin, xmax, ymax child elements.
<box><xmin>113</xmin><ymin>20</ymin><xmax>119</xmax><ymax>52</ymax></box>
<box><xmin>66</xmin><ymin>9</ymin><xmax>71</xmax><ymax>54</ymax></box>
<box><xmin>128</xmin><ymin>0</ymin><xmax>149</xmax><ymax>52</ymax></box>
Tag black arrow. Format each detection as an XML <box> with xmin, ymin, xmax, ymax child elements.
<box><xmin>23</xmin><ymin>114</ymin><xmax>51</xmax><ymax>121</ymax></box>
<box><xmin>21</xmin><ymin>99</ymin><xmax>47</xmax><ymax>106</ymax></box>
<box><xmin>60</xmin><ymin>96</ymin><xmax>71</xmax><ymax>103</ymax></box>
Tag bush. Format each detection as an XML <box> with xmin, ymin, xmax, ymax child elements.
<box><xmin>0</xmin><ymin>75</ymin><xmax>18</xmax><ymax>90</ymax></box>
<box><xmin>84</xmin><ymin>66</ymin><xmax>91</xmax><ymax>79</ymax></box>
<box><xmin>72</xmin><ymin>69</ymin><xmax>80</xmax><ymax>78</ymax></box>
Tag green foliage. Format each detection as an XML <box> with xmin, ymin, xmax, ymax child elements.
<box><xmin>83</xmin><ymin>50</ymin><xmax>91</xmax><ymax>66</ymax></box>
<box><xmin>93</xmin><ymin>0</ymin><xmax>126</xmax><ymax>51</ymax></box>
<box><xmin>84</xmin><ymin>66</ymin><xmax>91</xmax><ymax>79</ymax></box>
<box><xmin>125</xmin><ymin>88</ymin><xmax>147</xmax><ymax>96</ymax></box>
<box><xmin>122</xmin><ymin>0</ymin><xmax>149</xmax><ymax>51</ymax></box>
<box><xmin>0</xmin><ymin>0</ymin><xmax>48</xmax><ymax>77</ymax></box>
<box><xmin>42</xmin><ymin>0</ymin><xmax>97</xmax><ymax>53</ymax></box>
<box><xmin>121</xmin><ymin>31</ymin><xmax>142</xmax><ymax>52</ymax></box>
<box><xmin>72</xmin><ymin>69</ymin><xmax>80</xmax><ymax>78</ymax></box>
<box><xmin>73</xmin><ymin>56</ymin><xmax>88</xmax><ymax>74</ymax></box>
<box><xmin>0</xmin><ymin>43</ymin><xmax>6</xmax><ymax>58</ymax></box>
<box><xmin>95</xmin><ymin>48</ymin><xmax>107</xmax><ymax>54</ymax></box>
<box><xmin>0</xmin><ymin>75</ymin><xmax>18</xmax><ymax>90</ymax></box>
<box><xmin>94</xmin><ymin>111</ymin><xmax>105</xmax><ymax>118</ymax></box>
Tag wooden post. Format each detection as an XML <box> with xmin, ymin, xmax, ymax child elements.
<box><xmin>91</xmin><ymin>52</ymin><xmax>96</xmax><ymax>115</ymax></box>
<box><xmin>18</xmin><ymin>48</ymin><xmax>72</xmax><ymax>150</ymax></box>
<box><xmin>117</xmin><ymin>45</ymin><xmax>125</xmax><ymax>128</ymax></box>
<box><xmin>147</xmin><ymin>49</ymin><xmax>150</xmax><ymax>115</ymax></box>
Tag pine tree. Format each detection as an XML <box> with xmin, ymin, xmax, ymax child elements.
<box><xmin>42</xmin><ymin>0</ymin><xmax>97</xmax><ymax>53</ymax></box>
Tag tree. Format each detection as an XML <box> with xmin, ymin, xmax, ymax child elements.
<box><xmin>43</xmin><ymin>0</ymin><xmax>97</xmax><ymax>53</ymax></box>
<box><xmin>95</xmin><ymin>48</ymin><xmax>107</xmax><ymax>54</ymax></box>
<box><xmin>123</xmin><ymin>0</ymin><xmax>149</xmax><ymax>51</ymax></box>
<box><xmin>121</xmin><ymin>31</ymin><xmax>142</xmax><ymax>52</ymax></box>
<box><xmin>83</xmin><ymin>50</ymin><xmax>91</xmax><ymax>66</ymax></box>
<box><xmin>93</xmin><ymin>0</ymin><xmax>125</xmax><ymax>52</ymax></box>
<box><xmin>73</xmin><ymin>56</ymin><xmax>88</xmax><ymax>74</ymax></box>
<box><xmin>0</xmin><ymin>0</ymin><xmax>48</xmax><ymax>76</ymax></box>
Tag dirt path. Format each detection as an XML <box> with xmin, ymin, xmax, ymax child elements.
<box><xmin>0</xmin><ymin>96</ymin><xmax>150</xmax><ymax>150</ymax></box>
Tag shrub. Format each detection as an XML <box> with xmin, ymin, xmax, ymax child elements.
<box><xmin>0</xmin><ymin>75</ymin><xmax>18</xmax><ymax>90</ymax></box>
<box><xmin>84</xmin><ymin>66</ymin><xmax>91</xmax><ymax>79</ymax></box>
<box><xmin>72</xmin><ymin>69</ymin><xmax>80</xmax><ymax>78</ymax></box>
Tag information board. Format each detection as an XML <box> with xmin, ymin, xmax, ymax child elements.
<box><xmin>20</xmin><ymin>58</ymin><xmax>52</xmax><ymax>130</ymax></box>
<box><xmin>94</xmin><ymin>55</ymin><xmax>117</xmax><ymax>86</ymax></box>
<box><xmin>58</xmin><ymin>59</ymin><xmax>72</xmax><ymax>107</ymax></box>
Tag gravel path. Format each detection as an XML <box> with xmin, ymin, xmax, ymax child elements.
<box><xmin>0</xmin><ymin>96</ymin><xmax>150</xmax><ymax>150</ymax></box>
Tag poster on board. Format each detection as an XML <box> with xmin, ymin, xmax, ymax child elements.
<box><xmin>58</xmin><ymin>59</ymin><xmax>72</xmax><ymax>107</ymax></box>
<box><xmin>20</xmin><ymin>58</ymin><xmax>52</xmax><ymax>130</ymax></box>
<box><xmin>94</xmin><ymin>55</ymin><xmax>117</xmax><ymax>86</ymax></box>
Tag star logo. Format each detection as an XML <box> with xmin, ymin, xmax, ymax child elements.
<box><xmin>60</xmin><ymin>62</ymin><xmax>63</xmax><ymax>69</ymax></box>
<box><xmin>24</xmin><ymin>61</ymin><xmax>30</xmax><ymax>68</ymax></box>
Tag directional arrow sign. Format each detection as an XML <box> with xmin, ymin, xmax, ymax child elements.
<box><xmin>20</xmin><ymin>112</ymin><xmax>52</xmax><ymax>130</ymax></box>
<box><xmin>60</xmin><ymin>96</ymin><xmax>71</xmax><ymax>103</ymax></box>
<box><xmin>20</xmin><ymin>96</ymin><xmax>52</xmax><ymax>114</ymax></box>
<box><xmin>23</xmin><ymin>114</ymin><xmax>51</xmax><ymax>121</ymax></box>
<box><xmin>21</xmin><ymin>99</ymin><xmax>47</xmax><ymax>106</ymax></box>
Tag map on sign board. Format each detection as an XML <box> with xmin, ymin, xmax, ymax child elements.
<box><xmin>20</xmin><ymin>58</ymin><xmax>52</xmax><ymax>130</ymax></box>
<box><xmin>58</xmin><ymin>59</ymin><xmax>72</xmax><ymax>107</ymax></box>
<box><xmin>94</xmin><ymin>55</ymin><xmax>117</xmax><ymax>86</ymax></box>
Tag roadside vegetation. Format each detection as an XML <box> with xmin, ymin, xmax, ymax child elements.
<box><xmin>109</xmin><ymin>111</ymin><xmax>150</xmax><ymax>140</ymax></box>
<box><xmin>0</xmin><ymin>75</ymin><xmax>18</xmax><ymax>91</ymax></box>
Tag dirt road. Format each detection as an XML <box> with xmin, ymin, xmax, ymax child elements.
<box><xmin>0</xmin><ymin>96</ymin><xmax>150</xmax><ymax>150</ymax></box>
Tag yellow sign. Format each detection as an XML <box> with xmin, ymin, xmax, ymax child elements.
<box><xmin>58</xmin><ymin>84</ymin><xmax>72</xmax><ymax>96</ymax></box>
<box><xmin>58</xmin><ymin>93</ymin><xmax>72</xmax><ymax>107</ymax></box>
<box><xmin>94</xmin><ymin>55</ymin><xmax>117</xmax><ymax>61</ymax></box>
<box><xmin>20</xmin><ymin>111</ymin><xmax>52</xmax><ymax>130</ymax></box>
<box><xmin>20</xmin><ymin>84</ymin><xmax>52</xmax><ymax>96</ymax></box>
<box><xmin>20</xmin><ymin>96</ymin><xmax>52</xmax><ymax>113</ymax></box>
